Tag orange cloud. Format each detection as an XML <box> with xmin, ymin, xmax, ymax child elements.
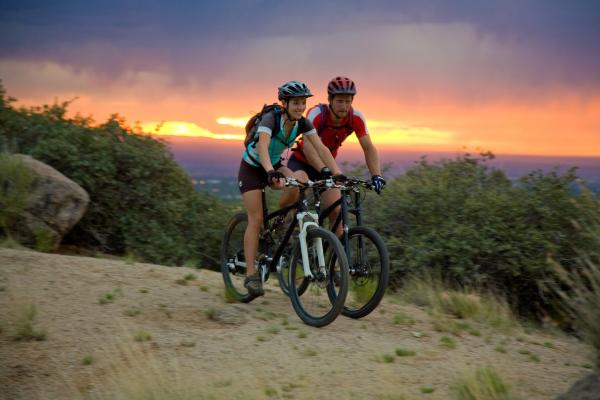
<box><xmin>141</xmin><ymin>121</ymin><xmax>243</xmax><ymax>140</ymax></box>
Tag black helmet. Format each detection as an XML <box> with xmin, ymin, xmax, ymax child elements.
<box><xmin>278</xmin><ymin>80</ymin><xmax>313</xmax><ymax>100</ymax></box>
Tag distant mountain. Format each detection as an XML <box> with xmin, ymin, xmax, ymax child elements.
<box><xmin>165</xmin><ymin>135</ymin><xmax>600</xmax><ymax>195</ymax></box>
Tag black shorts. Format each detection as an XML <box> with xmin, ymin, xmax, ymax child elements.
<box><xmin>287</xmin><ymin>153</ymin><xmax>321</xmax><ymax>181</ymax></box>
<box><xmin>237</xmin><ymin>160</ymin><xmax>282</xmax><ymax>194</ymax></box>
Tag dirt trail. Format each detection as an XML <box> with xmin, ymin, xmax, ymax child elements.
<box><xmin>0</xmin><ymin>248</ymin><xmax>592</xmax><ymax>399</ymax></box>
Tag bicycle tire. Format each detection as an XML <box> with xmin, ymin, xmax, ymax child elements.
<box><xmin>220</xmin><ymin>213</ymin><xmax>255</xmax><ymax>303</ymax></box>
<box><xmin>339</xmin><ymin>226</ymin><xmax>389</xmax><ymax>319</ymax></box>
<box><xmin>289</xmin><ymin>226</ymin><xmax>348</xmax><ymax>327</ymax></box>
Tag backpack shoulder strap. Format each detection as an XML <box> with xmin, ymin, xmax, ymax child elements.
<box><xmin>346</xmin><ymin>106</ymin><xmax>354</xmax><ymax>134</ymax></box>
<box><xmin>318</xmin><ymin>103</ymin><xmax>328</xmax><ymax>134</ymax></box>
<box><xmin>272</xmin><ymin>105</ymin><xmax>281</xmax><ymax>137</ymax></box>
<box><xmin>249</xmin><ymin>104</ymin><xmax>282</xmax><ymax>148</ymax></box>
<box><xmin>298</xmin><ymin>116</ymin><xmax>307</xmax><ymax>133</ymax></box>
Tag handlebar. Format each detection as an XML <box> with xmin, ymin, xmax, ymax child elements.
<box><xmin>284</xmin><ymin>177</ymin><xmax>335</xmax><ymax>189</ymax></box>
<box><xmin>284</xmin><ymin>176</ymin><xmax>375</xmax><ymax>191</ymax></box>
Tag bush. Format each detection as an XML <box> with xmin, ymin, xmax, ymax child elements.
<box><xmin>0</xmin><ymin>153</ymin><xmax>33</xmax><ymax>232</ymax></box>
<box><xmin>0</xmin><ymin>83</ymin><xmax>233</xmax><ymax>267</ymax></box>
<box><xmin>364</xmin><ymin>152</ymin><xmax>600</xmax><ymax>317</ymax></box>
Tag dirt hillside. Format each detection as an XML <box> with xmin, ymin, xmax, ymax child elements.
<box><xmin>0</xmin><ymin>247</ymin><xmax>593</xmax><ymax>400</ymax></box>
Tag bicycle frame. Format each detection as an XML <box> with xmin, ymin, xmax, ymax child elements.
<box><xmin>259</xmin><ymin>181</ymin><xmax>326</xmax><ymax>281</ymax></box>
<box><xmin>315</xmin><ymin>180</ymin><xmax>369</xmax><ymax>270</ymax></box>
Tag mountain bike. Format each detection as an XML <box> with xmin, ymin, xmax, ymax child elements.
<box><xmin>279</xmin><ymin>177</ymin><xmax>389</xmax><ymax>319</ymax></box>
<box><xmin>221</xmin><ymin>178</ymin><xmax>349</xmax><ymax>327</ymax></box>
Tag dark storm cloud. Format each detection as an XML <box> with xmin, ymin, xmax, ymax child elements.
<box><xmin>1</xmin><ymin>0</ymin><xmax>599</xmax><ymax>95</ymax></box>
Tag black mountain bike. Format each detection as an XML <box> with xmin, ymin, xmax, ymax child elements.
<box><xmin>280</xmin><ymin>177</ymin><xmax>389</xmax><ymax>319</ymax></box>
<box><xmin>221</xmin><ymin>178</ymin><xmax>349</xmax><ymax>327</ymax></box>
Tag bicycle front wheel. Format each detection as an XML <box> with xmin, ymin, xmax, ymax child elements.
<box><xmin>289</xmin><ymin>226</ymin><xmax>348</xmax><ymax>327</ymax></box>
<box><xmin>220</xmin><ymin>213</ymin><xmax>254</xmax><ymax>303</ymax></box>
<box><xmin>341</xmin><ymin>226</ymin><xmax>390</xmax><ymax>318</ymax></box>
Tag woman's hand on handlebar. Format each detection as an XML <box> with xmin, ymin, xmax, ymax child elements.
<box><xmin>267</xmin><ymin>169</ymin><xmax>286</xmax><ymax>189</ymax></box>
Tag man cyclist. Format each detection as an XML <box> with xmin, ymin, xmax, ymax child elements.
<box><xmin>238</xmin><ymin>80</ymin><xmax>342</xmax><ymax>297</ymax></box>
<box><xmin>285</xmin><ymin>76</ymin><xmax>386</xmax><ymax>235</ymax></box>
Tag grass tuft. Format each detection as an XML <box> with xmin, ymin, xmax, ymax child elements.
<box><xmin>133</xmin><ymin>330</ymin><xmax>152</xmax><ymax>342</ymax></box>
<box><xmin>395</xmin><ymin>347</ymin><xmax>416</xmax><ymax>357</ymax></box>
<box><xmin>123</xmin><ymin>251</ymin><xmax>141</xmax><ymax>265</ymax></box>
<box><xmin>303</xmin><ymin>347</ymin><xmax>318</xmax><ymax>357</ymax></box>
<box><xmin>82</xmin><ymin>355</ymin><xmax>94</xmax><ymax>365</ymax></box>
<box><xmin>267</xmin><ymin>326</ymin><xmax>280</xmax><ymax>335</ymax></box>
<box><xmin>183</xmin><ymin>273</ymin><xmax>197</xmax><ymax>281</ymax></box>
<box><xmin>393</xmin><ymin>312</ymin><xmax>416</xmax><ymax>326</ymax></box>
<box><xmin>451</xmin><ymin>366</ymin><xmax>520</xmax><ymax>400</ymax></box>
<box><xmin>204</xmin><ymin>308</ymin><xmax>216</xmax><ymax>320</ymax></box>
<box><xmin>440</xmin><ymin>336</ymin><xmax>457</xmax><ymax>350</ymax></box>
<box><xmin>124</xmin><ymin>308</ymin><xmax>141</xmax><ymax>317</ymax></box>
<box><xmin>375</xmin><ymin>353</ymin><xmax>395</xmax><ymax>363</ymax></box>
<box><xmin>401</xmin><ymin>274</ymin><xmax>516</xmax><ymax>331</ymax></box>
<box><xmin>98</xmin><ymin>292</ymin><xmax>115</xmax><ymax>305</ymax></box>
<box><xmin>13</xmin><ymin>304</ymin><xmax>46</xmax><ymax>341</ymax></box>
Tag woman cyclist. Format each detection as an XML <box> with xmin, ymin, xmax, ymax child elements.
<box><xmin>238</xmin><ymin>80</ymin><xmax>342</xmax><ymax>297</ymax></box>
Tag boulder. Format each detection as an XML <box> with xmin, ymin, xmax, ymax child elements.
<box><xmin>557</xmin><ymin>372</ymin><xmax>600</xmax><ymax>400</ymax></box>
<box><xmin>8</xmin><ymin>154</ymin><xmax>89</xmax><ymax>251</ymax></box>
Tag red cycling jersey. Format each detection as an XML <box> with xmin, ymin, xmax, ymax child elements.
<box><xmin>292</xmin><ymin>104</ymin><xmax>369</xmax><ymax>163</ymax></box>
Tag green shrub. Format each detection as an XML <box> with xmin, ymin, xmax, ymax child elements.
<box><xmin>0</xmin><ymin>83</ymin><xmax>234</xmax><ymax>267</ymax></box>
<box><xmin>364</xmin><ymin>152</ymin><xmax>600</xmax><ymax>317</ymax></box>
<box><xmin>0</xmin><ymin>153</ymin><xmax>33</xmax><ymax>233</ymax></box>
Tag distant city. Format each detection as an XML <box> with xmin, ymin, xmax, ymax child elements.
<box><xmin>166</xmin><ymin>135</ymin><xmax>600</xmax><ymax>199</ymax></box>
<box><xmin>191</xmin><ymin>177</ymin><xmax>241</xmax><ymax>200</ymax></box>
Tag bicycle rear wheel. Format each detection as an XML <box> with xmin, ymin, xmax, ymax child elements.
<box><xmin>289</xmin><ymin>226</ymin><xmax>348</xmax><ymax>327</ymax></box>
<box><xmin>341</xmin><ymin>226</ymin><xmax>389</xmax><ymax>318</ymax></box>
<box><xmin>220</xmin><ymin>213</ymin><xmax>255</xmax><ymax>303</ymax></box>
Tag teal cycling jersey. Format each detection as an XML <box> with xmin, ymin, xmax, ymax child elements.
<box><xmin>243</xmin><ymin>110</ymin><xmax>316</xmax><ymax>168</ymax></box>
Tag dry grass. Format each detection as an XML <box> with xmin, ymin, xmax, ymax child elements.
<box><xmin>451</xmin><ymin>366</ymin><xmax>521</xmax><ymax>400</ymax></box>
<box><xmin>13</xmin><ymin>303</ymin><xmax>46</xmax><ymax>341</ymax></box>
<box><xmin>70</xmin><ymin>342</ymin><xmax>229</xmax><ymax>400</ymax></box>
<box><xmin>400</xmin><ymin>274</ymin><xmax>516</xmax><ymax>331</ymax></box>
<box><xmin>549</xmin><ymin>237</ymin><xmax>600</xmax><ymax>369</ymax></box>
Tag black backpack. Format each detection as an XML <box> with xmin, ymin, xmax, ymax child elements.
<box><xmin>244</xmin><ymin>104</ymin><xmax>282</xmax><ymax>148</ymax></box>
<box><xmin>244</xmin><ymin>104</ymin><xmax>306</xmax><ymax>149</ymax></box>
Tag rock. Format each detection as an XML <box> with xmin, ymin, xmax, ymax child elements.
<box><xmin>557</xmin><ymin>372</ymin><xmax>600</xmax><ymax>400</ymax></box>
<box><xmin>8</xmin><ymin>155</ymin><xmax>89</xmax><ymax>251</ymax></box>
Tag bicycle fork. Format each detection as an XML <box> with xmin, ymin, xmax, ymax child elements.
<box><xmin>296</xmin><ymin>211</ymin><xmax>325</xmax><ymax>279</ymax></box>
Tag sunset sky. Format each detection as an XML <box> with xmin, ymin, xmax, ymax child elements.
<box><xmin>1</xmin><ymin>1</ymin><xmax>599</xmax><ymax>157</ymax></box>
